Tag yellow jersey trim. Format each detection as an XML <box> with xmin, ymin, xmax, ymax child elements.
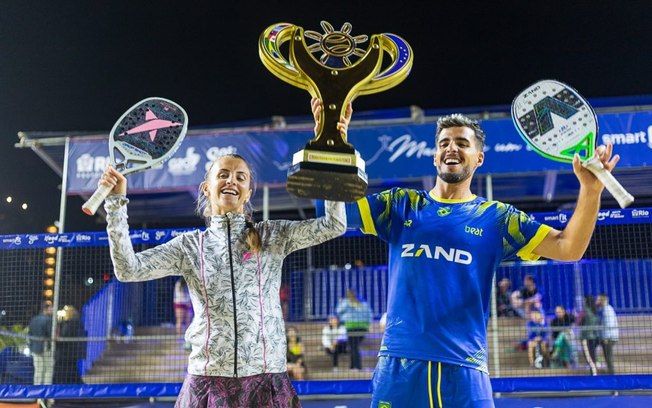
<box><xmin>428</xmin><ymin>190</ymin><xmax>477</xmax><ymax>203</ymax></box>
<box><xmin>516</xmin><ymin>224</ymin><xmax>553</xmax><ymax>261</ymax></box>
<box><xmin>357</xmin><ymin>197</ymin><xmax>377</xmax><ymax>236</ymax></box>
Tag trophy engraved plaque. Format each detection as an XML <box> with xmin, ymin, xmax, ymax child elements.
<box><xmin>259</xmin><ymin>21</ymin><xmax>413</xmax><ymax>201</ymax></box>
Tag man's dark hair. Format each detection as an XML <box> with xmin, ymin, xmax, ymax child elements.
<box><xmin>435</xmin><ymin>113</ymin><xmax>486</xmax><ymax>150</ymax></box>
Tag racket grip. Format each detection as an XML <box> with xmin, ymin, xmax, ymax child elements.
<box><xmin>583</xmin><ymin>157</ymin><xmax>634</xmax><ymax>208</ymax></box>
<box><xmin>82</xmin><ymin>184</ymin><xmax>115</xmax><ymax>215</ymax></box>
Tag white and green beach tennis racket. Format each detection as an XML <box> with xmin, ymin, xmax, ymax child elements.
<box><xmin>511</xmin><ymin>79</ymin><xmax>634</xmax><ymax>208</ymax></box>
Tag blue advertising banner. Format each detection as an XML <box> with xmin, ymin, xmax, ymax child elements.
<box><xmin>2</xmin><ymin>208</ymin><xmax>650</xmax><ymax>249</ymax></box>
<box><xmin>66</xmin><ymin>111</ymin><xmax>652</xmax><ymax>194</ymax></box>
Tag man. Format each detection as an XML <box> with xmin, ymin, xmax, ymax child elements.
<box><xmin>28</xmin><ymin>301</ymin><xmax>53</xmax><ymax>385</ymax></box>
<box><xmin>511</xmin><ymin>275</ymin><xmax>544</xmax><ymax>318</ymax></box>
<box><xmin>597</xmin><ymin>293</ymin><xmax>619</xmax><ymax>374</ymax></box>
<box><xmin>313</xmin><ymin>99</ymin><xmax>620</xmax><ymax>407</ymax></box>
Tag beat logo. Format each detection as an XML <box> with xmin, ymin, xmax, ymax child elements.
<box><xmin>401</xmin><ymin>243</ymin><xmax>472</xmax><ymax>265</ymax></box>
<box><xmin>465</xmin><ymin>226</ymin><xmax>483</xmax><ymax>236</ymax></box>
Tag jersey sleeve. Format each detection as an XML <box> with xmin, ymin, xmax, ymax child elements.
<box><xmin>350</xmin><ymin>188</ymin><xmax>398</xmax><ymax>242</ymax></box>
<box><xmin>501</xmin><ymin>204</ymin><xmax>552</xmax><ymax>261</ymax></box>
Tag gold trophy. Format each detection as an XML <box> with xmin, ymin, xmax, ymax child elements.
<box><xmin>259</xmin><ymin>21</ymin><xmax>413</xmax><ymax>201</ymax></box>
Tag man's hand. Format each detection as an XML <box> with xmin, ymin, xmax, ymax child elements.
<box><xmin>573</xmin><ymin>143</ymin><xmax>620</xmax><ymax>193</ymax></box>
<box><xmin>311</xmin><ymin>97</ymin><xmax>353</xmax><ymax>137</ymax></box>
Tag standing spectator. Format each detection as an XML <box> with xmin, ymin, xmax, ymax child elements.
<box><xmin>511</xmin><ymin>275</ymin><xmax>543</xmax><ymax>318</ymax></box>
<box><xmin>279</xmin><ymin>281</ymin><xmax>290</xmax><ymax>321</ymax></box>
<box><xmin>336</xmin><ymin>289</ymin><xmax>372</xmax><ymax>370</ymax></box>
<box><xmin>53</xmin><ymin>305</ymin><xmax>86</xmax><ymax>384</ymax></box>
<box><xmin>526</xmin><ymin>309</ymin><xmax>549</xmax><ymax>369</ymax></box>
<box><xmin>496</xmin><ymin>278</ymin><xmax>516</xmax><ymax>317</ymax></box>
<box><xmin>28</xmin><ymin>301</ymin><xmax>53</xmax><ymax>385</ymax></box>
<box><xmin>550</xmin><ymin>305</ymin><xmax>575</xmax><ymax>341</ymax></box>
<box><xmin>286</xmin><ymin>327</ymin><xmax>306</xmax><ymax>380</ymax></box>
<box><xmin>322</xmin><ymin>315</ymin><xmax>347</xmax><ymax>369</ymax></box>
<box><xmin>173</xmin><ymin>278</ymin><xmax>193</xmax><ymax>337</ymax></box>
<box><xmin>578</xmin><ymin>295</ymin><xmax>600</xmax><ymax>376</ymax></box>
<box><xmin>597</xmin><ymin>293</ymin><xmax>619</xmax><ymax>374</ymax></box>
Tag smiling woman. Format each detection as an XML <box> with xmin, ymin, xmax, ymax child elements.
<box><xmin>98</xmin><ymin>153</ymin><xmax>347</xmax><ymax>407</ymax></box>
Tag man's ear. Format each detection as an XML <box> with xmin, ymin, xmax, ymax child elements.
<box><xmin>476</xmin><ymin>152</ymin><xmax>485</xmax><ymax>167</ymax></box>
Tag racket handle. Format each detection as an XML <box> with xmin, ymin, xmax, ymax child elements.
<box><xmin>82</xmin><ymin>184</ymin><xmax>115</xmax><ymax>215</ymax></box>
<box><xmin>583</xmin><ymin>157</ymin><xmax>634</xmax><ymax>209</ymax></box>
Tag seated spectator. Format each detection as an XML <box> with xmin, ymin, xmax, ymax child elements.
<box><xmin>322</xmin><ymin>315</ymin><xmax>347</xmax><ymax>369</ymax></box>
<box><xmin>550</xmin><ymin>329</ymin><xmax>574</xmax><ymax>369</ymax></box>
<box><xmin>578</xmin><ymin>295</ymin><xmax>600</xmax><ymax>376</ymax></box>
<box><xmin>496</xmin><ymin>278</ymin><xmax>517</xmax><ymax>317</ymax></box>
<box><xmin>550</xmin><ymin>305</ymin><xmax>575</xmax><ymax>341</ymax></box>
<box><xmin>286</xmin><ymin>326</ymin><xmax>306</xmax><ymax>380</ymax></box>
<box><xmin>526</xmin><ymin>309</ymin><xmax>549</xmax><ymax>369</ymax></box>
<box><xmin>511</xmin><ymin>275</ymin><xmax>544</xmax><ymax>318</ymax></box>
<box><xmin>336</xmin><ymin>289</ymin><xmax>372</xmax><ymax>370</ymax></box>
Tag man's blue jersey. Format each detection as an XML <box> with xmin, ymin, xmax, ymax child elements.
<box><xmin>349</xmin><ymin>188</ymin><xmax>551</xmax><ymax>372</ymax></box>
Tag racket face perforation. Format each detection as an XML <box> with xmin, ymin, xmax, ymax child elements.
<box><xmin>511</xmin><ymin>79</ymin><xmax>597</xmax><ymax>163</ymax></box>
<box><xmin>109</xmin><ymin>97</ymin><xmax>188</xmax><ymax>175</ymax></box>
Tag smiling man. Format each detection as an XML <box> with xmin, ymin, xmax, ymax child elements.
<box><xmin>328</xmin><ymin>108</ymin><xmax>620</xmax><ymax>408</ymax></box>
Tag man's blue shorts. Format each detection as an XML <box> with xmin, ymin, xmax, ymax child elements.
<box><xmin>371</xmin><ymin>355</ymin><xmax>494</xmax><ymax>408</ymax></box>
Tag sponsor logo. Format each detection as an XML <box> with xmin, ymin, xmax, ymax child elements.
<box><xmin>632</xmin><ymin>209</ymin><xmax>650</xmax><ymax>218</ymax></box>
<box><xmin>2</xmin><ymin>236</ymin><xmax>22</xmax><ymax>245</ymax></box>
<box><xmin>171</xmin><ymin>230</ymin><xmax>185</xmax><ymax>237</ymax></box>
<box><xmin>141</xmin><ymin>232</ymin><xmax>150</xmax><ymax>241</ymax></box>
<box><xmin>404</xmin><ymin>220</ymin><xmax>412</xmax><ymax>227</ymax></box>
<box><xmin>28</xmin><ymin>235</ymin><xmax>39</xmax><ymax>245</ymax></box>
<box><xmin>44</xmin><ymin>235</ymin><xmax>58</xmax><ymax>244</ymax></box>
<box><xmin>465</xmin><ymin>225</ymin><xmax>483</xmax><ymax>236</ymax></box>
<box><xmin>58</xmin><ymin>234</ymin><xmax>72</xmax><ymax>244</ymax></box>
<box><xmin>494</xmin><ymin>143</ymin><xmax>523</xmax><ymax>152</ymax></box>
<box><xmin>597</xmin><ymin>210</ymin><xmax>610</xmax><ymax>221</ymax></box>
<box><xmin>543</xmin><ymin>213</ymin><xmax>568</xmax><ymax>224</ymax></box>
<box><xmin>437</xmin><ymin>207</ymin><xmax>452</xmax><ymax>217</ymax></box>
<box><xmin>155</xmin><ymin>231</ymin><xmax>167</xmax><ymax>240</ymax></box>
<box><xmin>401</xmin><ymin>243</ymin><xmax>472</xmax><ymax>265</ymax></box>
<box><xmin>379</xmin><ymin>402</ymin><xmax>391</xmax><ymax>408</ymax></box>
<box><xmin>601</xmin><ymin>131</ymin><xmax>647</xmax><ymax>146</ymax></box>
<box><xmin>75</xmin><ymin>234</ymin><xmax>92</xmax><ymax>242</ymax></box>
<box><xmin>205</xmin><ymin>146</ymin><xmax>238</xmax><ymax>171</ymax></box>
<box><xmin>609</xmin><ymin>210</ymin><xmax>624</xmax><ymax>219</ymax></box>
<box><xmin>168</xmin><ymin>147</ymin><xmax>201</xmax><ymax>176</ymax></box>
<box><xmin>75</xmin><ymin>154</ymin><xmax>111</xmax><ymax>179</ymax></box>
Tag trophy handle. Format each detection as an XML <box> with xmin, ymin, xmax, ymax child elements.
<box><xmin>259</xmin><ymin>23</ymin><xmax>309</xmax><ymax>90</ymax></box>
<box><xmin>290</xmin><ymin>26</ymin><xmax>384</xmax><ymax>152</ymax></box>
<box><xmin>358</xmin><ymin>33</ymin><xmax>414</xmax><ymax>95</ymax></box>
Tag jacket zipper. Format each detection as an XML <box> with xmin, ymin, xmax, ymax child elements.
<box><xmin>226</xmin><ymin>215</ymin><xmax>238</xmax><ymax>377</ymax></box>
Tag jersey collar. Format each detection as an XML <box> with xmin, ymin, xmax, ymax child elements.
<box><xmin>428</xmin><ymin>190</ymin><xmax>477</xmax><ymax>203</ymax></box>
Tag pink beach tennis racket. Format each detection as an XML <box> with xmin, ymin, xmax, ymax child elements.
<box><xmin>82</xmin><ymin>97</ymin><xmax>188</xmax><ymax>215</ymax></box>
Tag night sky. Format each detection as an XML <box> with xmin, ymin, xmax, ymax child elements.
<box><xmin>2</xmin><ymin>1</ymin><xmax>652</xmax><ymax>234</ymax></box>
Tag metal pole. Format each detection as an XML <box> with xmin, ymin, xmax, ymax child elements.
<box><xmin>50</xmin><ymin>137</ymin><xmax>70</xmax><ymax>384</ymax></box>
<box><xmin>486</xmin><ymin>174</ymin><xmax>502</xmax><ymax>382</ymax></box>
<box><xmin>263</xmin><ymin>184</ymin><xmax>269</xmax><ymax>221</ymax></box>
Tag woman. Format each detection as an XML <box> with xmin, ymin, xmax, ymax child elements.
<box><xmin>286</xmin><ymin>326</ymin><xmax>306</xmax><ymax>380</ymax></box>
<box><xmin>100</xmin><ymin>153</ymin><xmax>346</xmax><ymax>407</ymax></box>
<box><xmin>578</xmin><ymin>295</ymin><xmax>600</xmax><ymax>375</ymax></box>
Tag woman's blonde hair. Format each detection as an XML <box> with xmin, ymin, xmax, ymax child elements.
<box><xmin>195</xmin><ymin>154</ymin><xmax>261</xmax><ymax>253</ymax></box>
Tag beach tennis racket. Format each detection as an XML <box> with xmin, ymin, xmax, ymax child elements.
<box><xmin>82</xmin><ymin>97</ymin><xmax>188</xmax><ymax>215</ymax></box>
<box><xmin>511</xmin><ymin>79</ymin><xmax>634</xmax><ymax>208</ymax></box>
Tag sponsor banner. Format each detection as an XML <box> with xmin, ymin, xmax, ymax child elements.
<box><xmin>0</xmin><ymin>229</ymin><xmax>195</xmax><ymax>250</ymax></box>
<box><xmin>2</xmin><ymin>208</ymin><xmax>650</xmax><ymax>249</ymax></box>
<box><xmin>66</xmin><ymin>111</ymin><xmax>652</xmax><ymax>194</ymax></box>
<box><xmin>528</xmin><ymin>207</ymin><xmax>652</xmax><ymax>228</ymax></box>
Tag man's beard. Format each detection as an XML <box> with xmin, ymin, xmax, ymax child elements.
<box><xmin>436</xmin><ymin>166</ymin><xmax>472</xmax><ymax>184</ymax></box>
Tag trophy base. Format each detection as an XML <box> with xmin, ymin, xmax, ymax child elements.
<box><xmin>287</xmin><ymin>162</ymin><xmax>368</xmax><ymax>202</ymax></box>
